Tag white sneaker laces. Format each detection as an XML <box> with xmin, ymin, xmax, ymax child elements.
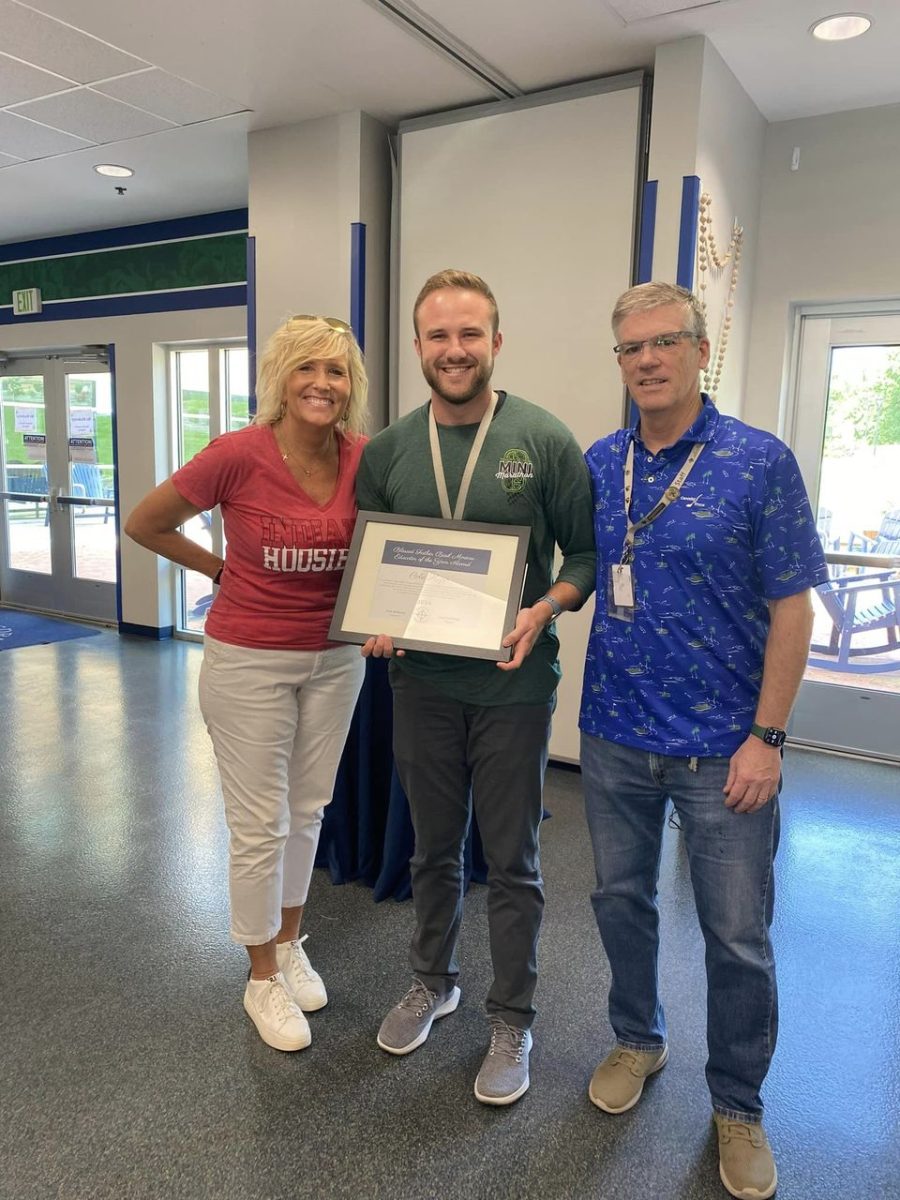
<box><xmin>264</xmin><ymin>976</ymin><xmax>301</xmax><ymax>1023</ymax></box>
<box><xmin>288</xmin><ymin>934</ymin><xmax>316</xmax><ymax>981</ymax></box>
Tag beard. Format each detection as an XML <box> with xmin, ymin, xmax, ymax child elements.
<box><xmin>422</xmin><ymin>357</ymin><xmax>493</xmax><ymax>405</ymax></box>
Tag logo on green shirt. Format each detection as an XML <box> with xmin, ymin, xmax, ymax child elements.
<box><xmin>495</xmin><ymin>447</ymin><xmax>535</xmax><ymax>496</ymax></box>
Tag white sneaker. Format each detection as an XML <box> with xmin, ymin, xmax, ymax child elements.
<box><xmin>243</xmin><ymin>971</ymin><xmax>311</xmax><ymax>1051</ymax></box>
<box><xmin>276</xmin><ymin>934</ymin><xmax>328</xmax><ymax>1012</ymax></box>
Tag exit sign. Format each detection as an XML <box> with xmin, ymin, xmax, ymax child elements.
<box><xmin>12</xmin><ymin>288</ymin><xmax>42</xmax><ymax>315</ymax></box>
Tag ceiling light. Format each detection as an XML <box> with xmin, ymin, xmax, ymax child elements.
<box><xmin>94</xmin><ymin>164</ymin><xmax>134</xmax><ymax>178</ymax></box>
<box><xmin>810</xmin><ymin>13</ymin><xmax>872</xmax><ymax>40</ymax></box>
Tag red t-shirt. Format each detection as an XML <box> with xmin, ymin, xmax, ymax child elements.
<box><xmin>172</xmin><ymin>423</ymin><xmax>366</xmax><ymax>650</ymax></box>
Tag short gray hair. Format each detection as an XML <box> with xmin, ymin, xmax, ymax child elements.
<box><xmin>612</xmin><ymin>282</ymin><xmax>707</xmax><ymax>341</ymax></box>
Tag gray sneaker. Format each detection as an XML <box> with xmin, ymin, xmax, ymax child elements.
<box><xmin>377</xmin><ymin>979</ymin><xmax>461</xmax><ymax>1055</ymax></box>
<box><xmin>474</xmin><ymin>1018</ymin><xmax>532</xmax><ymax>1106</ymax></box>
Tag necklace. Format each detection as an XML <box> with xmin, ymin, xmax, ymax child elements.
<box><xmin>278</xmin><ymin>429</ymin><xmax>336</xmax><ymax>477</ymax></box>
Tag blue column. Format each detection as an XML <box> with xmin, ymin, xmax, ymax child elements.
<box><xmin>246</xmin><ymin>235</ymin><xmax>257</xmax><ymax>416</ymax></box>
<box><xmin>350</xmin><ymin>222</ymin><xmax>367</xmax><ymax>352</ymax></box>
<box><xmin>676</xmin><ymin>175</ymin><xmax>701</xmax><ymax>291</ymax></box>
<box><xmin>637</xmin><ymin>179</ymin><xmax>658</xmax><ymax>284</ymax></box>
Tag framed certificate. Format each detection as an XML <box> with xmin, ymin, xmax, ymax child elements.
<box><xmin>329</xmin><ymin>511</ymin><xmax>531</xmax><ymax>661</ymax></box>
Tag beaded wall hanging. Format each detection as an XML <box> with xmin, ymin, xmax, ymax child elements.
<box><xmin>696</xmin><ymin>191</ymin><xmax>744</xmax><ymax>399</ymax></box>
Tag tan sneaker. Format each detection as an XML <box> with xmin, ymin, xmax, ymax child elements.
<box><xmin>714</xmin><ymin>1114</ymin><xmax>778</xmax><ymax>1199</ymax></box>
<box><xmin>588</xmin><ymin>1043</ymin><xmax>668</xmax><ymax>1113</ymax></box>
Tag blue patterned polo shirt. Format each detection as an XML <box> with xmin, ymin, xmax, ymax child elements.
<box><xmin>579</xmin><ymin>396</ymin><xmax>829</xmax><ymax>757</ymax></box>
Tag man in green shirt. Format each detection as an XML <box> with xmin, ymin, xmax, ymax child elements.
<box><xmin>357</xmin><ymin>269</ymin><xmax>594</xmax><ymax>1105</ymax></box>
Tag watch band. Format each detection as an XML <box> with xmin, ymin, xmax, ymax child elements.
<box><xmin>536</xmin><ymin>594</ymin><xmax>562</xmax><ymax>619</ymax></box>
<box><xmin>750</xmin><ymin>723</ymin><xmax>786</xmax><ymax>748</ymax></box>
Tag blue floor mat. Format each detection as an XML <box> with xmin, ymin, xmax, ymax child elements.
<box><xmin>0</xmin><ymin>610</ymin><xmax>103</xmax><ymax>650</ymax></box>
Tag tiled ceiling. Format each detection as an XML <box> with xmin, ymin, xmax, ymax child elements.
<box><xmin>0</xmin><ymin>0</ymin><xmax>248</xmax><ymax>167</ymax></box>
<box><xmin>2</xmin><ymin>0</ymin><xmax>900</xmax><ymax>243</ymax></box>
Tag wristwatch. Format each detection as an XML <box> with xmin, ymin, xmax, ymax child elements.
<box><xmin>535</xmin><ymin>594</ymin><xmax>563</xmax><ymax>619</ymax></box>
<box><xmin>750</xmin><ymin>723</ymin><xmax>786</xmax><ymax>748</ymax></box>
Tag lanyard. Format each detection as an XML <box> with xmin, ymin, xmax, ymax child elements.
<box><xmin>621</xmin><ymin>438</ymin><xmax>705</xmax><ymax>564</ymax></box>
<box><xmin>428</xmin><ymin>392</ymin><xmax>498</xmax><ymax>521</ymax></box>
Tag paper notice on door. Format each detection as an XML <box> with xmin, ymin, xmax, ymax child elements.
<box><xmin>23</xmin><ymin>433</ymin><xmax>46</xmax><ymax>462</ymax></box>
<box><xmin>14</xmin><ymin>406</ymin><xmax>38</xmax><ymax>433</ymax></box>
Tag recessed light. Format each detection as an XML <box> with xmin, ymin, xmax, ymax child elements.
<box><xmin>94</xmin><ymin>163</ymin><xmax>134</xmax><ymax>178</ymax></box>
<box><xmin>810</xmin><ymin>13</ymin><xmax>872</xmax><ymax>41</ymax></box>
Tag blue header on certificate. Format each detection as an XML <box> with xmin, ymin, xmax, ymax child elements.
<box><xmin>382</xmin><ymin>540</ymin><xmax>491</xmax><ymax>575</ymax></box>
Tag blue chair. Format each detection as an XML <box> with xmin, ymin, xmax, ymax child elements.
<box><xmin>70</xmin><ymin>463</ymin><xmax>114</xmax><ymax>522</ymax></box>
<box><xmin>847</xmin><ymin>508</ymin><xmax>900</xmax><ymax>557</ymax></box>
<box><xmin>7</xmin><ymin>465</ymin><xmax>48</xmax><ymax>520</ymax></box>
<box><xmin>809</xmin><ymin>570</ymin><xmax>900</xmax><ymax>673</ymax></box>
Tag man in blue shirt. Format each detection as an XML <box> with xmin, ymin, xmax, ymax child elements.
<box><xmin>580</xmin><ymin>282</ymin><xmax>828</xmax><ymax>1200</ymax></box>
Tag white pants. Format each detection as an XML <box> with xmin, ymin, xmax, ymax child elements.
<box><xmin>199</xmin><ymin>636</ymin><xmax>365</xmax><ymax>945</ymax></box>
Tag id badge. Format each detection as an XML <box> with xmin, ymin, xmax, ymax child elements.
<box><xmin>607</xmin><ymin>562</ymin><xmax>635</xmax><ymax>622</ymax></box>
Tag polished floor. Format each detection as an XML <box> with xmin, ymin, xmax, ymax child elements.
<box><xmin>1</xmin><ymin>632</ymin><xmax>898</xmax><ymax>1200</ymax></box>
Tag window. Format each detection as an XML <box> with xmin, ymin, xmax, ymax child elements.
<box><xmin>169</xmin><ymin>344</ymin><xmax>249</xmax><ymax>636</ymax></box>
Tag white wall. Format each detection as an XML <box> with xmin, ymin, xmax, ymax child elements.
<box><xmin>649</xmin><ymin>37</ymin><xmax>766</xmax><ymax>415</ymax></box>
<box><xmin>746</xmin><ymin>101</ymin><xmax>900</xmax><ymax>434</ymax></box>
<box><xmin>2</xmin><ymin>306</ymin><xmax>246</xmax><ymax>628</ymax></box>
<box><xmin>248</xmin><ymin>111</ymin><xmax>392</xmax><ymax>428</ymax></box>
<box><xmin>396</xmin><ymin>81</ymin><xmax>644</xmax><ymax>763</ymax></box>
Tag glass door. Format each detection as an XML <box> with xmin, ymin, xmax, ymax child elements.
<box><xmin>788</xmin><ymin>311</ymin><xmax>900</xmax><ymax>761</ymax></box>
<box><xmin>0</xmin><ymin>353</ymin><xmax>117</xmax><ymax>622</ymax></box>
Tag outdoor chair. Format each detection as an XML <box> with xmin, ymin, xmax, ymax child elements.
<box><xmin>847</xmin><ymin>508</ymin><xmax>900</xmax><ymax>557</ymax></box>
<box><xmin>70</xmin><ymin>463</ymin><xmax>115</xmax><ymax>523</ymax></box>
<box><xmin>809</xmin><ymin>570</ymin><xmax>900</xmax><ymax>673</ymax></box>
<box><xmin>7</xmin><ymin>465</ymin><xmax>49</xmax><ymax>520</ymax></box>
<box><xmin>816</xmin><ymin>506</ymin><xmax>840</xmax><ymax>553</ymax></box>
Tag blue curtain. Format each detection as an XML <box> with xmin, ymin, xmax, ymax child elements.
<box><xmin>316</xmin><ymin>659</ymin><xmax>487</xmax><ymax>901</ymax></box>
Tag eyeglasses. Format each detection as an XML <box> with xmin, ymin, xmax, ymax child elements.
<box><xmin>292</xmin><ymin>314</ymin><xmax>352</xmax><ymax>333</ymax></box>
<box><xmin>613</xmin><ymin>331</ymin><xmax>698</xmax><ymax>358</ymax></box>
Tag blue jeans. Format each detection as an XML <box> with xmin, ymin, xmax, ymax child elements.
<box><xmin>581</xmin><ymin>732</ymin><xmax>780</xmax><ymax>1121</ymax></box>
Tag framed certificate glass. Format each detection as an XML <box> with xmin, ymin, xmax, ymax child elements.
<box><xmin>329</xmin><ymin>511</ymin><xmax>531</xmax><ymax>661</ymax></box>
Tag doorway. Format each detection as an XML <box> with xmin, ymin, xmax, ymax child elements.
<box><xmin>0</xmin><ymin>350</ymin><xmax>117</xmax><ymax>623</ymax></box>
<box><xmin>788</xmin><ymin>309</ymin><xmax>900</xmax><ymax>761</ymax></box>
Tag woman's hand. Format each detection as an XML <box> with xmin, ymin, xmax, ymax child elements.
<box><xmin>361</xmin><ymin>634</ymin><xmax>404</xmax><ymax>658</ymax></box>
<box><xmin>125</xmin><ymin>480</ymin><xmax>222</xmax><ymax>579</ymax></box>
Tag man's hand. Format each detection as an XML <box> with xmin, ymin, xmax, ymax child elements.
<box><xmin>496</xmin><ymin>604</ymin><xmax>551</xmax><ymax>672</ymax></box>
<box><xmin>723</xmin><ymin>736</ymin><xmax>781</xmax><ymax>813</ymax></box>
<box><xmin>361</xmin><ymin>634</ymin><xmax>403</xmax><ymax>658</ymax></box>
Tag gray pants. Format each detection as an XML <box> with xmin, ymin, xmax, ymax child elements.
<box><xmin>391</xmin><ymin>669</ymin><xmax>553</xmax><ymax>1029</ymax></box>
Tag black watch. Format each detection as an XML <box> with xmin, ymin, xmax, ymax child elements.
<box><xmin>750</xmin><ymin>723</ymin><xmax>786</xmax><ymax>748</ymax></box>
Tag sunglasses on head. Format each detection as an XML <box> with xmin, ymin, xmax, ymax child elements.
<box><xmin>292</xmin><ymin>314</ymin><xmax>352</xmax><ymax>333</ymax></box>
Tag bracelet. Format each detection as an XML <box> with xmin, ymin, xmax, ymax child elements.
<box><xmin>213</xmin><ymin>566</ymin><xmax>224</xmax><ymax>586</ymax></box>
<box><xmin>535</xmin><ymin>593</ymin><xmax>562</xmax><ymax>619</ymax></box>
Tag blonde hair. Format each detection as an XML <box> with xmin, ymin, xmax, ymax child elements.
<box><xmin>612</xmin><ymin>282</ymin><xmax>707</xmax><ymax>341</ymax></box>
<box><xmin>413</xmin><ymin>269</ymin><xmax>499</xmax><ymax>335</ymax></box>
<box><xmin>254</xmin><ymin>316</ymin><xmax>368</xmax><ymax>436</ymax></box>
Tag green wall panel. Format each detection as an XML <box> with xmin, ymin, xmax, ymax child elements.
<box><xmin>0</xmin><ymin>234</ymin><xmax>247</xmax><ymax>302</ymax></box>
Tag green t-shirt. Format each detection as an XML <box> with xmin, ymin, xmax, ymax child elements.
<box><xmin>355</xmin><ymin>393</ymin><xmax>596</xmax><ymax>706</ymax></box>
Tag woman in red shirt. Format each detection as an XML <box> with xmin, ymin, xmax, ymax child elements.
<box><xmin>126</xmin><ymin>316</ymin><xmax>368</xmax><ymax>1052</ymax></box>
